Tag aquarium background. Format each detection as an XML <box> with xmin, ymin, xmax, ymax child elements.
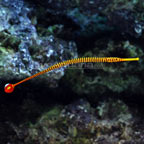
<box><xmin>0</xmin><ymin>0</ymin><xmax>144</xmax><ymax>143</ymax></box>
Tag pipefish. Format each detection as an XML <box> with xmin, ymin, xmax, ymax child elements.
<box><xmin>4</xmin><ymin>57</ymin><xmax>139</xmax><ymax>93</ymax></box>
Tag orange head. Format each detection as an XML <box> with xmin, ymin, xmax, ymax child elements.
<box><xmin>4</xmin><ymin>83</ymin><xmax>15</xmax><ymax>93</ymax></box>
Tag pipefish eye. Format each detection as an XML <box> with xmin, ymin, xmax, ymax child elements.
<box><xmin>4</xmin><ymin>83</ymin><xmax>15</xmax><ymax>93</ymax></box>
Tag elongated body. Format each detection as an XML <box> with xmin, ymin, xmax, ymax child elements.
<box><xmin>4</xmin><ymin>57</ymin><xmax>139</xmax><ymax>93</ymax></box>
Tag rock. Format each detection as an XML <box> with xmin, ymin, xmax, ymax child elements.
<box><xmin>0</xmin><ymin>0</ymin><xmax>78</xmax><ymax>87</ymax></box>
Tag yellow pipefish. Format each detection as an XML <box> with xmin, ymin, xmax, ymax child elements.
<box><xmin>4</xmin><ymin>57</ymin><xmax>139</xmax><ymax>93</ymax></box>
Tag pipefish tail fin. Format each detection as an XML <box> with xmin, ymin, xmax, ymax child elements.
<box><xmin>4</xmin><ymin>83</ymin><xmax>15</xmax><ymax>93</ymax></box>
<box><xmin>4</xmin><ymin>57</ymin><xmax>139</xmax><ymax>93</ymax></box>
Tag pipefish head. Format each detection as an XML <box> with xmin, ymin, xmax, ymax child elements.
<box><xmin>4</xmin><ymin>83</ymin><xmax>15</xmax><ymax>93</ymax></box>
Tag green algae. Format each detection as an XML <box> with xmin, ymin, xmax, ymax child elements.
<box><xmin>39</xmin><ymin>106</ymin><xmax>62</xmax><ymax>120</ymax></box>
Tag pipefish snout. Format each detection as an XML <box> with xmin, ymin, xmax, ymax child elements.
<box><xmin>4</xmin><ymin>57</ymin><xmax>139</xmax><ymax>93</ymax></box>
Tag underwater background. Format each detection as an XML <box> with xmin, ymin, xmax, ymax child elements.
<box><xmin>0</xmin><ymin>0</ymin><xmax>144</xmax><ymax>143</ymax></box>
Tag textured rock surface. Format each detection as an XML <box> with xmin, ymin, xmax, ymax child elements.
<box><xmin>27</xmin><ymin>0</ymin><xmax>144</xmax><ymax>37</ymax></box>
<box><xmin>0</xmin><ymin>0</ymin><xmax>78</xmax><ymax>87</ymax></box>
<box><xmin>1</xmin><ymin>99</ymin><xmax>144</xmax><ymax>144</ymax></box>
<box><xmin>63</xmin><ymin>40</ymin><xmax>143</xmax><ymax>97</ymax></box>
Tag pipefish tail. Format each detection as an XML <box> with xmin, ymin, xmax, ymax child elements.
<box><xmin>4</xmin><ymin>57</ymin><xmax>139</xmax><ymax>93</ymax></box>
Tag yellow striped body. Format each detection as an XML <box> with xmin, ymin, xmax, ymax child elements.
<box><xmin>11</xmin><ymin>57</ymin><xmax>139</xmax><ymax>87</ymax></box>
